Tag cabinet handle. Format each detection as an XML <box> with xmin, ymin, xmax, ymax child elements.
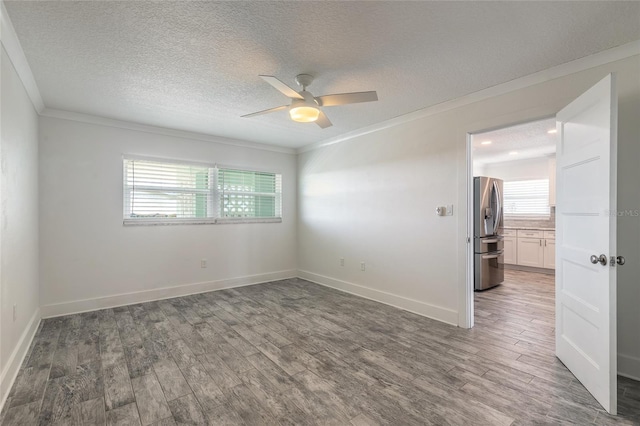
<box><xmin>539</xmin><ymin>240</ymin><xmax>542</xmax><ymax>247</ymax></box>
<box><xmin>545</xmin><ymin>240</ymin><xmax>547</xmax><ymax>247</ymax></box>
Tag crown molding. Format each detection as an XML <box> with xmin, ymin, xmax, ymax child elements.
<box><xmin>40</xmin><ymin>108</ymin><xmax>297</xmax><ymax>155</ymax></box>
<box><xmin>1</xmin><ymin>1</ymin><xmax>44</xmax><ymax>113</ymax></box>
<box><xmin>298</xmin><ymin>39</ymin><xmax>640</xmax><ymax>154</ymax></box>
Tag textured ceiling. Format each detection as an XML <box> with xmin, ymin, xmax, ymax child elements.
<box><xmin>5</xmin><ymin>1</ymin><xmax>640</xmax><ymax>149</ymax></box>
<box><xmin>473</xmin><ymin>118</ymin><xmax>557</xmax><ymax>165</ymax></box>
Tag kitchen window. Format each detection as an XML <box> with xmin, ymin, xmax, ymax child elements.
<box><xmin>503</xmin><ymin>179</ymin><xmax>550</xmax><ymax>218</ymax></box>
<box><xmin>123</xmin><ymin>157</ymin><xmax>282</xmax><ymax>225</ymax></box>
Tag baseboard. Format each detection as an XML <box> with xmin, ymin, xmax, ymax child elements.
<box><xmin>0</xmin><ymin>308</ymin><xmax>41</xmax><ymax>413</ymax></box>
<box><xmin>619</xmin><ymin>353</ymin><xmax>640</xmax><ymax>382</ymax></box>
<box><xmin>297</xmin><ymin>270</ymin><xmax>458</xmax><ymax>326</ymax></box>
<box><xmin>40</xmin><ymin>270</ymin><xmax>297</xmax><ymax>318</ymax></box>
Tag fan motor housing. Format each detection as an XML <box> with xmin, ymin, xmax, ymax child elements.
<box><xmin>295</xmin><ymin>74</ymin><xmax>314</xmax><ymax>89</ymax></box>
<box><xmin>291</xmin><ymin>91</ymin><xmax>318</xmax><ymax>108</ymax></box>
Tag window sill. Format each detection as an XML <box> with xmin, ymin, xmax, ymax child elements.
<box><xmin>123</xmin><ymin>218</ymin><xmax>282</xmax><ymax>226</ymax></box>
<box><xmin>217</xmin><ymin>218</ymin><xmax>282</xmax><ymax>225</ymax></box>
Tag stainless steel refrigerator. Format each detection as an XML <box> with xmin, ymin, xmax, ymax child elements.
<box><xmin>474</xmin><ymin>176</ymin><xmax>504</xmax><ymax>290</ymax></box>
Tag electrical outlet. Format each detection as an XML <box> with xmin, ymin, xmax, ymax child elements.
<box><xmin>360</xmin><ymin>262</ymin><xmax>366</xmax><ymax>271</ymax></box>
<box><xmin>13</xmin><ymin>304</ymin><xmax>17</xmax><ymax>322</ymax></box>
<box><xmin>201</xmin><ymin>259</ymin><xmax>207</xmax><ymax>268</ymax></box>
<box><xmin>340</xmin><ymin>258</ymin><xmax>344</xmax><ymax>267</ymax></box>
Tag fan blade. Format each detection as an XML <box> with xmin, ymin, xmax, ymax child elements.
<box><xmin>315</xmin><ymin>110</ymin><xmax>332</xmax><ymax>128</ymax></box>
<box><xmin>260</xmin><ymin>75</ymin><xmax>304</xmax><ymax>99</ymax></box>
<box><xmin>316</xmin><ymin>91</ymin><xmax>378</xmax><ymax>107</ymax></box>
<box><xmin>241</xmin><ymin>105</ymin><xmax>288</xmax><ymax>118</ymax></box>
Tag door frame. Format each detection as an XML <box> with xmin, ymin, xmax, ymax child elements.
<box><xmin>462</xmin><ymin>115</ymin><xmax>555</xmax><ymax>329</ymax></box>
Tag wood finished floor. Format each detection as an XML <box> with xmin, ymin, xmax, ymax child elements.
<box><xmin>1</xmin><ymin>270</ymin><xmax>639</xmax><ymax>425</ymax></box>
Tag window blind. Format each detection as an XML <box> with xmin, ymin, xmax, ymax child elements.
<box><xmin>503</xmin><ymin>179</ymin><xmax>550</xmax><ymax>217</ymax></box>
<box><xmin>218</xmin><ymin>168</ymin><xmax>282</xmax><ymax>219</ymax></box>
<box><xmin>123</xmin><ymin>158</ymin><xmax>282</xmax><ymax>224</ymax></box>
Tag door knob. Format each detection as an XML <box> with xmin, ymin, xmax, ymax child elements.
<box><xmin>617</xmin><ymin>256</ymin><xmax>626</xmax><ymax>266</ymax></box>
<box><xmin>590</xmin><ymin>254</ymin><xmax>607</xmax><ymax>265</ymax></box>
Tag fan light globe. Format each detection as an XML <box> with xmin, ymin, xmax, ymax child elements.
<box><xmin>290</xmin><ymin>106</ymin><xmax>320</xmax><ymax>122</ymax></box>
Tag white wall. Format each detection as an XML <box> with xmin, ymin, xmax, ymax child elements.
<box><xmin>39</xmin><ymin>117</ymin><xmax>297</xmax><ymax>316</ymax></box>
<box><xmin>297</xmin><ymin>55</ymin><xmax>640</xmax><ymax>378</ymax></box>
<box><xmin>0</xmin><ymin>46</ymin><xmax>40</xmax><ymax>403</ymax></box>
<box><xmin>472</xmin><ymin>163</ymin><xmax>486</xmax><ymax>177</ymax></box>
<box><xmin>298</xmin><ymin>114</ymin><xmax>461</xmax><ymax>323</ymax></box>
<box><xmin>482</xmin><ymin>156</ymin><xmax>551</xmax><ymax>181</ymax></box>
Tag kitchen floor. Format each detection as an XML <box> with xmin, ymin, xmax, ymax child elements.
<box><xmin>476</xmin><ymin>269</ymin><xmax>640</xmax><ymax>424</ymax></box>
<box><xmin>1</xmin><ymin>273</ymin><xmax>639</xmax><ymax>425</ymax></box>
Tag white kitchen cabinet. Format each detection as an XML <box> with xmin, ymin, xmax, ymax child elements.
<box><xmin>508</xmin><ymin>228</ymin><xmax>555</xmax><ymax>270</ymax></box>
<box><xmin>517</xmin><ymin>237</ymin><xmax>545</xmax><ymax>268</ymax></box>
<box><xmin>503</xmin><ymin>236</ymin><xmax>517</xmax><ymax>265</ymax></box>
<box><xmin>543</xmin><ymin>238</ymin><xmax>556</xmax><ymax>269</ymax></box>
<box><xmin>517</xmin><ymin>229</ymin><xmax>544</xmax><ymax>239</ymax></box>
<box><xmin>503</xmin><ymin>229</ymin><xmax>517</xmax><ymax>237</ymax></box>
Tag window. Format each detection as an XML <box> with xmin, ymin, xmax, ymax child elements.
<box><xmin>123</xmin><ymin>157</ymin><xmax>282</xmax><ymax>225</ymax></box>
<box><xmin>218</xmin><ymin>168</ymin><xmax>281</xmax><ymax>219</ymax></box>
<box><xmin>503</xmin><ymin>179</ymin><xmax>550</xmax><ymax>217</ymax></box>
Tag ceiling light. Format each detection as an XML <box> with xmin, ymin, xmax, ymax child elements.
<box><xmin>509</xmin><ymin>151</ymin><xmax>518</xmax><ymax>155</ymax></box>
<box><xmin>548</xmin><ymin>129</ymin><xmax>557</xmax><ymax>134</ymax></box>
<box><xmin>481</xmin><ymin>140</ymin><xmax>492</xmax><ymax>145</ymax></box>
<box><xmin>289</xmin><ymin>105</ymin><xmax>320</xmax><ymax>123</ymax></box>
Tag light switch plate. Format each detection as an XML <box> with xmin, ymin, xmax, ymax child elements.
<box><xmin>436</xmin><ymin>205</ymin><xmax>453</xmax><ymax>216</ymax></box>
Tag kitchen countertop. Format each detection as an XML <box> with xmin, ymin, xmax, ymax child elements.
<box><xmin>504</xmin><ymin>226</ymin><xmax>555</xmax><ymax>231</ymax></box>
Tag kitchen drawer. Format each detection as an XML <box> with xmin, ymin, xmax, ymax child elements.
<box><xmin>502</xmin><ymin>229</ymin><xmax>517</xmax><ymax>237</ymax></box>
<box><xmin>517</xmin><ymin>229</ymin><xmax>544</xmax><ymax>238</ymax></box>
<box><xmin>544</xmin><ymin>230</ymin><xmax>556</xmax><ymax>239</ymax></box>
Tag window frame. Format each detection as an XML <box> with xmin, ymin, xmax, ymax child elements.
<box><xmin>122</xmin><ymin>155</ymin><xmax>283</xmax><ymax>226</ymax></box>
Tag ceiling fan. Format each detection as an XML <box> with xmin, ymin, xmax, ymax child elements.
<box><xmin>241</xmin><ymin>74</ymin><xmax>378</xmax><ymax>129</ymax></box>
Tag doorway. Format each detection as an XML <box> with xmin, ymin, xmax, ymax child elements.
<box><xmin>468</xmin><ymin>118</ymin><xmax>559</xmax><ymax>367</ymax></box>
<box><xmin>466</xmin><ymin>117</ymin><xmax>557</xmax><ymax>327</ymax></box>
<box><xmin>463</xmin><ymin>74</ymin><xmax>640</xmax><ymax>420</ymax></box>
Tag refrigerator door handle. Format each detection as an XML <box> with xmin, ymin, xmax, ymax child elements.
<box><xmin>482</xmin><ymin>250</ymin><xmax>504</xmax><ymax>260</ymax></box>
<box><xmin>481</xmin><ymin>237</ymin><xmax>503</xmax><ymax>244</ymax></box>
<box><xmin>482</xmin><ymin>254</ymin><xmax>499</xmax><ymax>260</ymax></box>
<box><xmin>493</xmin><ymin>180</ymin><xmax>502</xmax><ymax>231</ymax></box>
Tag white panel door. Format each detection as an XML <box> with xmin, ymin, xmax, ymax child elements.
<box><xmin>548</xmin><ymin>157</ymin><xmax>557</xmax><ymax>206</ymax></box>
<box><xmin>556</xmin><ymin>74</ymin><xmax>617</xmax><ymax>414</ymax></box>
